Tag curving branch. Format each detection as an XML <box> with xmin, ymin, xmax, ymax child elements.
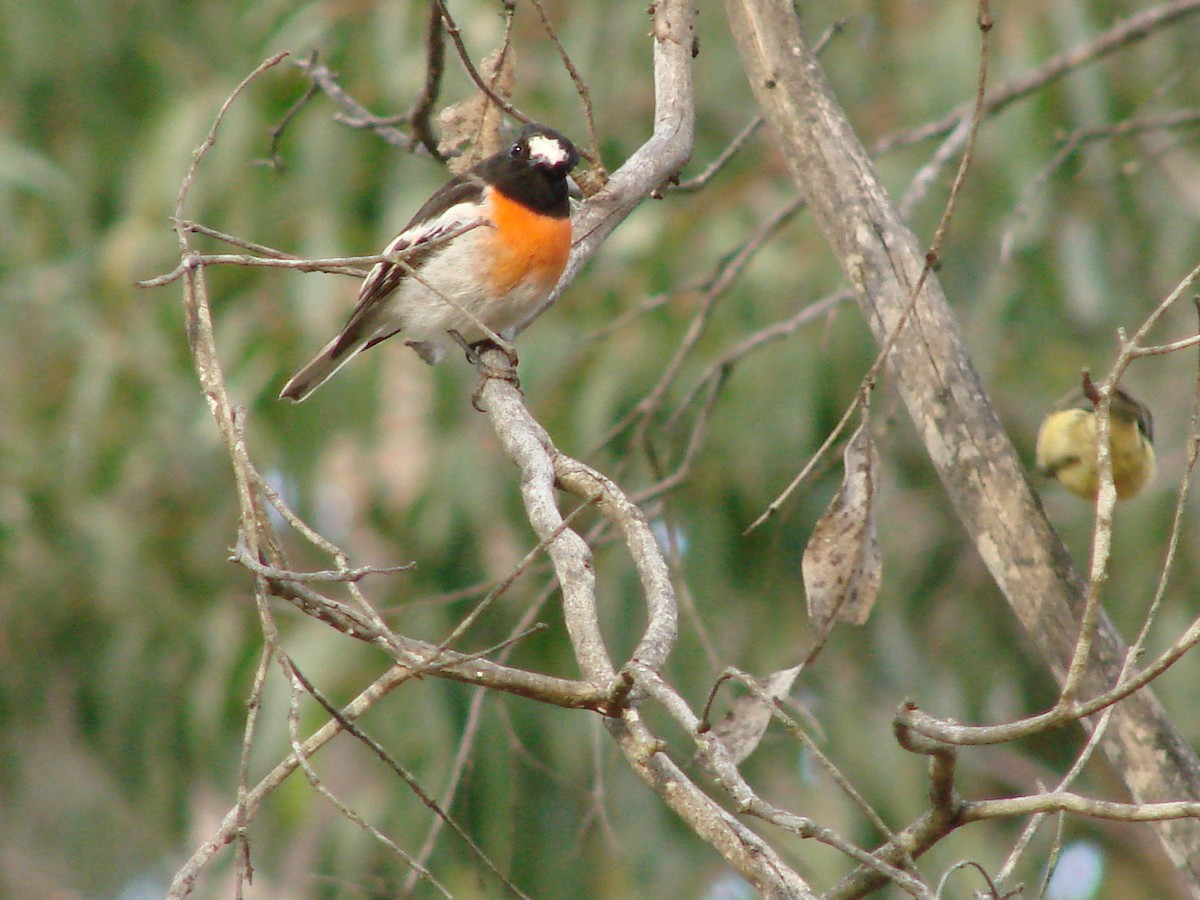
<box><xmin>467</xmin><ymin>344</ymin><xmax>823</xmax><ymax>897</ymax></box>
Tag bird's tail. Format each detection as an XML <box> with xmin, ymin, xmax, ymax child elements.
<box><xmin>280</xmin><ymin>318</ymin><xmax>403</xmax><ymax>402</ymax></box>
<box><xmin>278</xmin><ymin>333</ymin><xmax>361</xmax><ymax>402</ymax></box>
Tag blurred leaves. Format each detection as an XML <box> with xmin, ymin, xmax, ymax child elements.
<box><xmin>3</xmin><ymin>0</ymin><xmax>1200</xmax><ymax>897</ymax></box>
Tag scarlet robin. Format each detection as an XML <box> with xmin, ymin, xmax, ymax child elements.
<box><xmin>280</xmin><ymin>123</ymin><xmax>579</xmax><ymax>402</ymax></box>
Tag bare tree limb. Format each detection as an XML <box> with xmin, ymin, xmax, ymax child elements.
<box><xmin>470</xmin><ymin>343</ymin><xmax>830</xmax><ymax>896</ymax></box>
<box><xmin>169</xmin><ymin>663</ymin><xmax>434</xmax><ymax>898</ymax></box>
<box><xmin>613</xmin><ymin>666</ymin><xmax>819</xmax><ymax>899</ymax></box>
<box><xmin>407</xmin><ymin>0</ymin><xmax>446</xmax><ymax>158</ymax></box>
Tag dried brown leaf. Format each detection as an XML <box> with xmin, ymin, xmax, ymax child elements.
<box><xmin>710</xmin><ymin>666</ymin><xmax>802</xmax><ymax>764</ymax></box>
<box><xmin>437</xmin><ymin>46</ymin><xmax>516</xmax><ymax>173</ymax></box>
<box><xmin>801</xmin><ymin>418</ymin><xmax>882</xmax><ymax>630</ymax></box>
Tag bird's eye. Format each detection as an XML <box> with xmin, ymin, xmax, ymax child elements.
<box><xmin>509</xmin><ymin>141</ymin><xmax>523</xmax><ymax>159</ymax></box>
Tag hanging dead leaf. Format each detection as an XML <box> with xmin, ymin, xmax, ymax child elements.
<box><xmin>710</xmin><ymin>666</ymin><xmax>802</xmax><ymax>764</ymax></box>
<box><xmin>801</xmin><ymin>417</ymin><xmax>882</xmax><ymax>630</ymax></box>
<box><xmin>437</xmin><ymin>46</ymin><xmax>516</xmax><ymax>173</ymax></box>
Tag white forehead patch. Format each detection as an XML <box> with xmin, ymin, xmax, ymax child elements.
<box><xmin>526</xmin><ymin>133</ymin><xmax>570</xmax><ymax>167</ymax></box>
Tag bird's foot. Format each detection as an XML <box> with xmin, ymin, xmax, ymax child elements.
<box><xmin>448</xmin><ymin>331</ymin><xmax>521</xmax><ymax>411</ymax></box>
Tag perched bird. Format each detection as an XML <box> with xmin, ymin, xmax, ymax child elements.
<box><xmin>1035</xmin><ymin>379</ymin><xmax>1155</xmax><ymax>501</ymax></box>
<box><xmin>280</xmin><ymin>123</ymin><xmax>579</xmax><ymax>402</ymax></box>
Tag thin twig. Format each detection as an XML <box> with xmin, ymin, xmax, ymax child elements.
<box><xmin>279</xmin><ymin>657</ymin><xmax>453</xmax><ymax>897</ymax></box>
<box><xmin>173</xmin><ymin>219</ymin><xmax>306</xmax><ymax>259</ymax></box>
<box><xmin>287</xmin><ymin>660</ymin><xmax>532</xmax><ymax>898</ymax></box>
<box><xmin>748</xmin><ymin>0</ymin><xmax>992</xmax><ymax>532</ymax></box>
<box><xmin>672</xmin><ymin>116</ymin><xmax>763</xmax><ymax>192</ymax></box>
<box><xmin>296</xmin><ymin>55</ymin><xmax>417</xmax><ymax>150</ymax></box>
<box><xmin>666</xmin><ymin>289</ymin><xmax>851</xmax><ymax>426</ymax></box>
<box><xmin>1000</xmin><ymin>107</ymin><xmax>1200</xmax><ymax>262</ymax></box>
<box><xmin>672</xmin><ymin>19</ymin><xmax>846</xmax><ymax>193</ymax></box>
<box><xmin>528</xmin><ymin>0</ymin><xmax>602</xmax><ymax>172</ymax></box>
<box><xmin>594</xmin><ymin>197</ymin><xmax>805</xmax><ymax>457</ymax></box>
<box><xmin>140</xmin><ymin>219</ymin><xmax>491</xmax><ymax>287</ymax></box>
<box><xmin>871</xmin><ymin>0</ymin><xmax>1200</xmax><ymax>157</ymax></box>
<box><xmin>407</xmin><ymin>0</ymin><xmax>447</xmax><ymax>158</ymax></box>
<box><xmin>434</xmin><ymin>0</ymin><xmax>528</xmax><ymax>127</ymax></box>
<box><xmin>434</xmin><ymin>504</ymin><xmax>592</xmax><ymax>653</ymax></box>
<box><xmin>1061</xmin><ymin>260</ymin><xmax>1200</xmax><ymax>702</ymax></box>
<box><xmin>256</xmin><ymin>52</ymin><xmax>320</xmax><ymax>170</ymax></box>
<box><xmin>404</xmin><ymin>575</ymin><xmax>564</xmax><ymax>893</ymax></box>
<box><xmin>231</xmin><ymin>544</ymin><xmax>414</xmax><ymax>583</ymax></box>
<box><xmin>233</xmin><ymin>644</ymin><xmax>272</xmax><ymax>895</ymax></box>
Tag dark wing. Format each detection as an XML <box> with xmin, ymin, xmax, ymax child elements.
<box><xmin>1127</xmin><ymin>394</ymin><xmax>1154</xmax><ymax>443</ymax></box>
<box><xmin>329</xmin><ymin>173</ymin><xmax>489</xmax><ymax>357</ymax></box>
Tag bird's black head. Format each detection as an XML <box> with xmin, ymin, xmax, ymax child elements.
<box><xmin>509</xmin><ymin>124</ymin><xmax>579</xmax><ymax>175</ymax></box>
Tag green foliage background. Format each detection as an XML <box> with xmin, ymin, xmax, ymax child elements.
<box><xmin>3</xmin><ymin>0</ymin><xmax>1200</xmax><ymax>897</ymax></box>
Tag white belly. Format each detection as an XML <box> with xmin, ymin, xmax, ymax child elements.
<box><xmin>380</xmin><ymin>229</ymin><xmax>557</xmax><ymax>355</ymax></box>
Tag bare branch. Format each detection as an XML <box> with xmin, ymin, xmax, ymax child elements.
<box><xmin>672</xmin><ymin>114</ymin><xmax>763</xmax><ymax>192</ymax></box>
<box><xmin>615</xmin><ymin>665</ymin><xmax>819</xmax><ymax>899</ymax></box>
<box><xmin>471</xmin><ymin>345</ymin><xmax>679</xmax><ymax>682</ymax></box>
<box><xmin>170</xmin><ymin>663</ymin><xmax>418</xmax><ymax>898</ymax></box>
<box><xmin>407</xmin><ymin>0</ymin><xmax>447</xmax><ymax>158</ymax></box>
<box><xmin>296</xmin><ymin>54</ymin><xmax>418</xmax><ymax>150</ymax></box>
<box><xmin>673</xmin><ymin>18</ymin><xmax>846</xmax><ymax>193</ymax></box>
<box><xmin>285</xmin><ymin>660</ymin><xmax>528</xmax><ymax>898</ymax></box>
<box><xmin>433</xmin><ymin>0</ymin><xmax>529</xmax><ymax>129</ymax></box>
<box><xmin>256</xmin><ymin>55</ymin><xmax>320</xmax><ymax>170</ymax></box>
<box><xmin>527</xmin><ymin>0</ymin><xmax>603</xmax><ymax>172</ymax></box>
<box><xmin>465</xmin><ymin>331</ymin><xmax>818</xmax><ymax>899</ymax></box>
<box><xmin>278</xmin><ymin>658</ymin><xmax>453</xmax><ymax>897</ymax></box>
<box><xmin>231</xmin><ymin>544</ymin><xmax>414</xmax><ymax>583</ymax></box>
<box><xmin>964</xmin><ymin>792</ymin><xmax>1200</xmax><ymax>824</ymax></box>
